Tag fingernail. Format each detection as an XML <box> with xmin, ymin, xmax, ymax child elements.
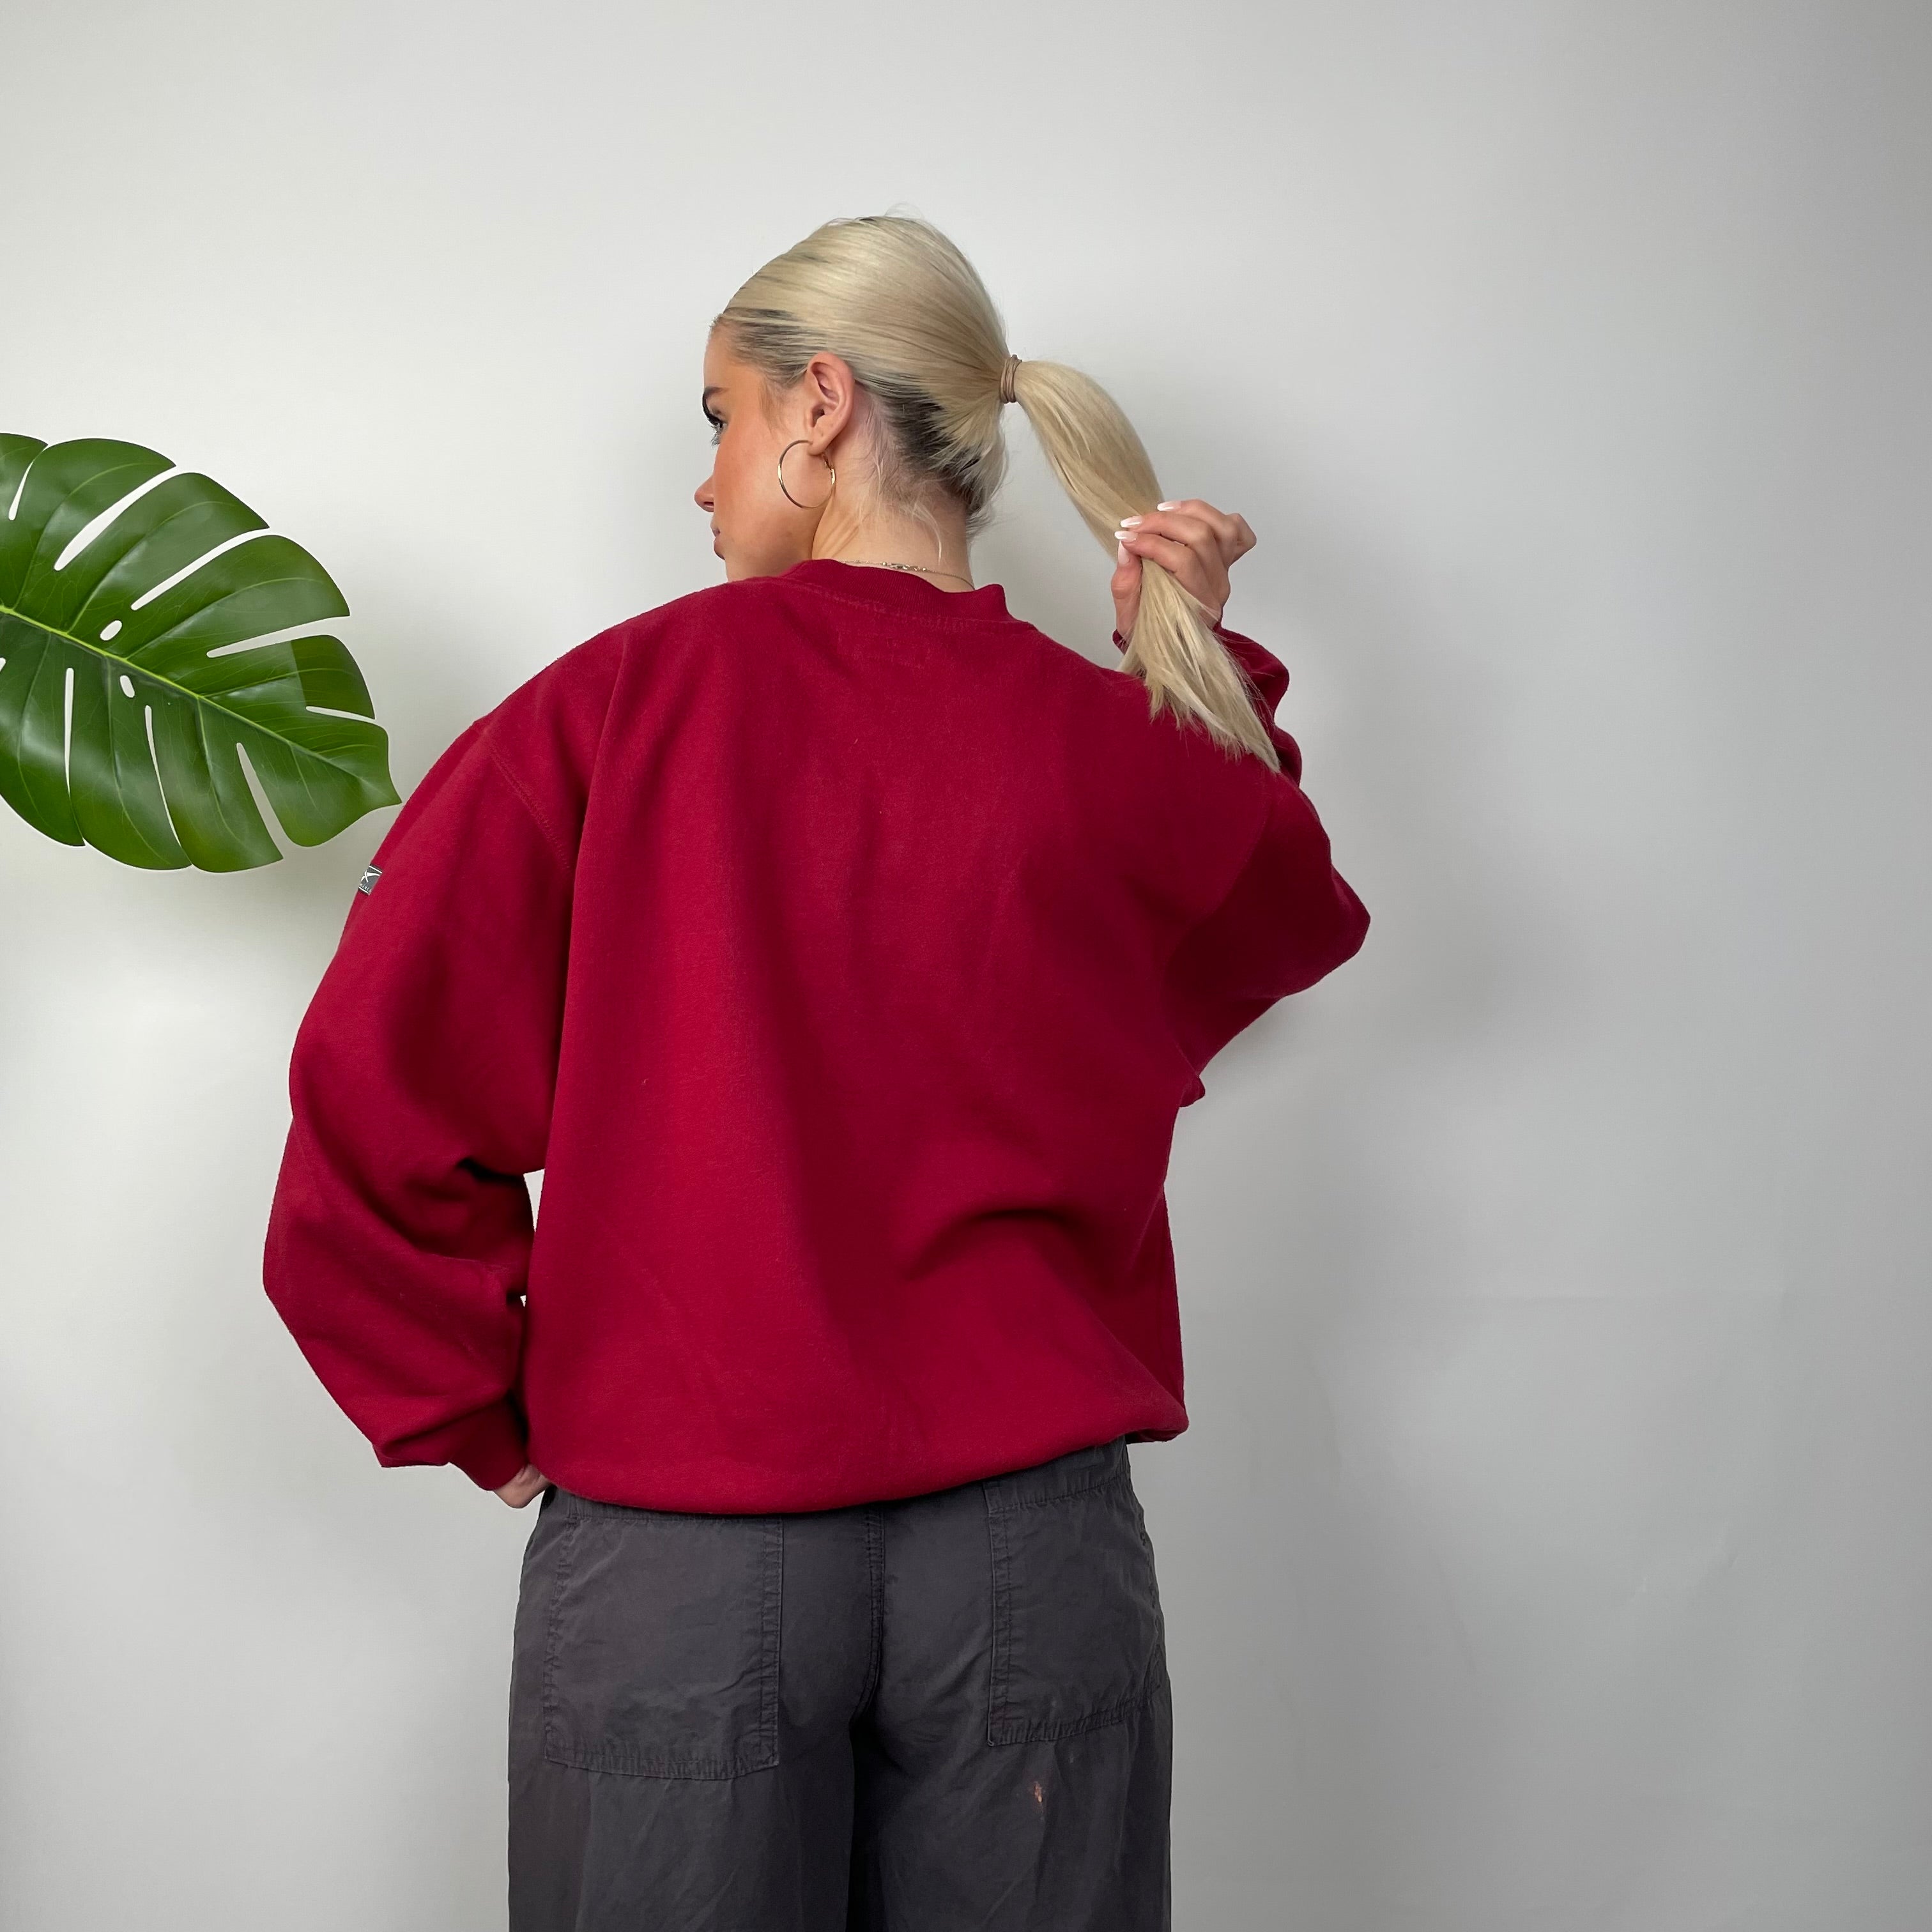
<box><xmin>1156</xmin><ymin>501</ymin><xmax>1177</xmax><ymax>510</ymax></box>
<box><xmin>1120</xmin><ymin>515</ymin><xmax>1143</xmax><ymax>526</ymax></box>
<box><xmin>1116</xmin><ymin>541</ymin><xmax>1129</xmax><ymax>565</ymax></box>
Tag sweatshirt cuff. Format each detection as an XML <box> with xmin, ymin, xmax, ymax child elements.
<box><xmin>379</xmin><ymin>1399</ymin><xmax>530</xmax><ymax>1492</ymax></box>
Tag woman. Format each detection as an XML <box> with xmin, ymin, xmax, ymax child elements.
<box><xmin>263</xmin><ymin>213</ymin><xmax>1368</xmax><ymax>1929</ymax></box>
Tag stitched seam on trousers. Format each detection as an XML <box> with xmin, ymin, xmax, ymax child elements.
<box><xmin>983</xmin><ymin>1466</ymin><xmax>1131</xmax><ymax>1516</ymax></box>
<box><xmin>988</xmin><ymin>1671</ymin><xmax>1169</xmax><ymax>1746</ymax></box>
<box><xmin>852</xmin><ymin>1506</ymin><xmax>885</xmax><ymax>1720</ymax></box>
<box><xmin>760</xmin><ymin>1519</ymin><xmax>783</xmax><ymax>1766</ymax></box>
<box><xmin>985</xmin><ymin>1497</ymin><xmax>1015</xmax><ymax>1742</ymax></box>
<box><xmin>539</xmin><ymin>1515</ymin><xmax>581</xmax><ymax>1766</ymax></box>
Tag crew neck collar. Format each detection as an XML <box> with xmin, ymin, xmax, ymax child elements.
<box><xmin>779</xmin><ymin>556</ymin><xmax>1013</xmax><ymax>624</ymax></box>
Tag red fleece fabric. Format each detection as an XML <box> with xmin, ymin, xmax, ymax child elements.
<box><xmin>262</xmin><ymin>559</ymin><xmax>1369</xmax><ymax>1511</ymax></box>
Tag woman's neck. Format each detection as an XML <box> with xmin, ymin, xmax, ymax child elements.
<box><xmin>809</xmin><ymin>503</ymin><xmax>976</xmax><ymax>590</ymax></box>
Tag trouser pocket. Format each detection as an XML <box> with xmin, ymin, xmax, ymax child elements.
<box><xmin>539</xmin><ymin>1491</ymin><xmax>783</xmax><ymax>1779</ymax></box>
<box><xmin>981</xmin><ymin>1438</ymin><xmax>1169</xmax><ymax>1745</ymax></box>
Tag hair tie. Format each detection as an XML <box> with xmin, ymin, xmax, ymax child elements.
<box><xmin>999</xmin><ymin>353</ymin><xmax>1022</xmax><ymax>406</ymax></box>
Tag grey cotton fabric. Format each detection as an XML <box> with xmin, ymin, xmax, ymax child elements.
<box><xmin>508</xmin><ymin>1434</ymin><xmax>1173</xmax><ymax>1929</ymax></box>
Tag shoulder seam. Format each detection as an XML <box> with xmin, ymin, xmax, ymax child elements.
<box><xmin>478</xmin><ymin>728</ymin><xmax>572</xmax><ymax>870</ymax></box>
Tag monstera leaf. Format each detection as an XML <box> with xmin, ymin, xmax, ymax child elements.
<box><xmin>0</xmin><ymin>434</ymin><xmax>399</xmax><ymax>870</ymax></box>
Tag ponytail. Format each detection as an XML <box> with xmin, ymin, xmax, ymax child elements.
<box><xmin>1008</xmin><ymin>360</ymin><xmax>1280</xmax><ymax>770</ymax></box>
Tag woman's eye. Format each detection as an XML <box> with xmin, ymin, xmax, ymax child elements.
<box><xmin>708</xmin><ymin>421</ymin><xmax>724</xmax><ymax>445</ymax></box>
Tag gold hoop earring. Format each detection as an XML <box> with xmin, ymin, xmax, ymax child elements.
<box><xmin>778</xmin><ymin>438</ymin><xmax>834</xmax><ymax>510</ymax></box>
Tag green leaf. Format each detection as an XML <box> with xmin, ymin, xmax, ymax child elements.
<box><xmin>0</xmin><ymin>433</ymin><xmax>401</xmax><ymax>871</ymax></box>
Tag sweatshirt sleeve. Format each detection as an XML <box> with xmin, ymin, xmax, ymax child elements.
<box><xmin>261</xmin><ymin>712</ymin><xmax>573</xmax><ymax>1492</ymax></box>
<box><xmin>1114</xmin><ymin>619</ymin><xmax>1371</xmax><ymax>1080</ymax></box>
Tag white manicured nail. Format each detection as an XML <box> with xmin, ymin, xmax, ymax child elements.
<box><xmin>1156</xmin><ymin>501</ymin><xmax>1177</xmax><ymax>510</ymax></box>
<box><xmin>1116</xmin><ymin>541</ymin><xmax>1129</xmax><ymax>565</ymax></box>
<box><xmin>1121</xmin><ymin>515</ymin><xmax>1143</xmax><ymax>526</ymax></box>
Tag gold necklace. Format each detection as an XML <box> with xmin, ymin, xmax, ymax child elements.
<box><xmin>844</xmin><ymin>557</ymin><xmax>976</xmax><ymax>588</ymax></box>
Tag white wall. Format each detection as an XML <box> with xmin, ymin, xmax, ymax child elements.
<box><xmin>4</xmin><ymin>3</ymin><xmax>1928</xmax><ymax>1926</ymax></box>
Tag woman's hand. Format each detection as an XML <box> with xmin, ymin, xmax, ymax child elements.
<box><xmin>1109</xmin><ymin>498</ymin><xmax>1257</xmax><ymax>641</ymax></box>
<box><xmin>496</xmin><ymin>1462</ymin><xmax>549</xmax><ymax>1507</ymax></box>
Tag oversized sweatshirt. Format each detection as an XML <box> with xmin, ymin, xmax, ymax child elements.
<box><xmin>261</xmin><ymin>558</ymin><xmax>1369</xmax><ymax>1512</ymax></box>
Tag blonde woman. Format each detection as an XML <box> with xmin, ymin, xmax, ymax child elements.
<box><xmin>264</xmin><ymin>213</ymin><xmax>1370</xmax><ymax>1929</ymax></box>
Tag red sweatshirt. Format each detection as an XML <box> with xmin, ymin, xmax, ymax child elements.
<box><xmin>262</xmin><ymin>558</ymin><xmax>1368</xmax><ymax>1512</ymax></box>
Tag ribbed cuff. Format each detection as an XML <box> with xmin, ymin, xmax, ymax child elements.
<box><xmin>379</xmin><ymin>1399</ymin><xmax>530</xmax><ymax>1492</ymax></box>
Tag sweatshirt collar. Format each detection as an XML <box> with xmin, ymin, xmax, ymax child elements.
<box><xmin>780</xmin><ymin>556</ymin><xmax>1013</xmax><ymax>624</ymax></box>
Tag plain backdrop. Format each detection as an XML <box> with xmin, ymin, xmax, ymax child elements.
<box><xmin>3</xmin><ymin>3</ymin><xmax>1928</xmax><ymax>1927</ymax></box>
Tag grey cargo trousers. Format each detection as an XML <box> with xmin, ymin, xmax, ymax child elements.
<box><xmin>507</xmin><ymin>1434</ymin><xmax>1172</xmax><ymax>1929</ymax></box>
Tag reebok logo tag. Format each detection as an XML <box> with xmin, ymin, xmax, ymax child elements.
<box><xmin>358</xmin><ymin>864</ymin><xmax>383</xmax><ymax>895</ymax></box>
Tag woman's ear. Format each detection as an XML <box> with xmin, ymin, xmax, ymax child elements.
<box><xmin>802</xmin><ymin>351</ymin><xmax>859</xmax><ymax>447</ymax></box>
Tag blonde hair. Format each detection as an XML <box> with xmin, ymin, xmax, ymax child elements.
<box><xmin>713</xmin><ymin>213</ymin><xmax>1280</xmax><ymax>770</ymax></box>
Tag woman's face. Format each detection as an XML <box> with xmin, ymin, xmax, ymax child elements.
<box><xmin>693</xmin><ymin>330</ymin><xmax>830</xmax><ymax>581</ymax></box>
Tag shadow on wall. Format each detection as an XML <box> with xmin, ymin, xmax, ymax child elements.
<box><xmin>1146</xmin><ymin>451</ymin><xmax>1560</xmax><ymax>1916</ymax></box>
